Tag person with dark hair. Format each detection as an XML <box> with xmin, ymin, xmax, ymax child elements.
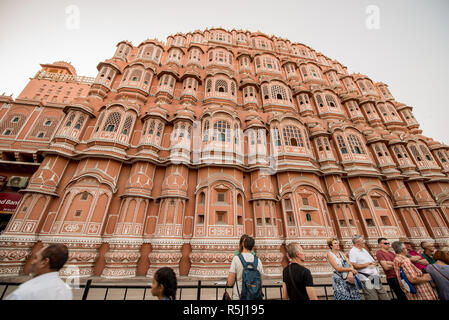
<box><xmin>426</xmin><ymin>250</ymin><xmax>449</xmax><ymax>300</ymax></box>
<box><xmin>151</xmin><ymin>267</ymin><xmax>177</xmax><ymax>300</ymax></box>
<box><xmin>375</xmin><ymin>238</ymin><xmax>407</xmax><ymax>300</ymax></box>
<box><xmin>4</xmin><ymin>244</ymin><xmax>72</xmax><ymax>300</ymax></box>
<box><xmin>234</xmin><ymin>234</ymin><xmax>255</xmax><ymax>256</ymax></box>
<box><xmin>420</xmin><ymin>241</ymin><xmax>436</xmax><ymax>265</ymax></box>
<box><xmin>227</xmin><ymin>236</ymin><xmax>263</xmax><ymax>300</ymax></box>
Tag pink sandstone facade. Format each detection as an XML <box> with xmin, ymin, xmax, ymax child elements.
<box><xmin>0</xmin><ymin>28</ymin><xmax>448</xmax><ymax>279</ymax></box>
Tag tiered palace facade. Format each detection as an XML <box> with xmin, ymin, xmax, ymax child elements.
<box><xmin>0</xmin><ymin>28</ymin><xmax>448</xmax><ymax>279</ymax></box>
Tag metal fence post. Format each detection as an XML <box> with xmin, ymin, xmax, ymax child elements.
<box><xmin>1</xmin><ymin>284</ymin><xmax>9</xmax><ymax>300</ymax></box>
<box><xmin>81</xmin><ymin>279</ymin><xmax>92</xmax><ymax>300</ymax></box>
<box><xmin>196</xmin><ymin>280</ymin><xmax>202</xmax><ymax>300</ymax></box>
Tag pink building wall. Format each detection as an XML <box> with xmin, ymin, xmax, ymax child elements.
<box><xmin>0</xmin><ymin>28</ymin><xmax>448</xmax><ymax>279</ymax></box>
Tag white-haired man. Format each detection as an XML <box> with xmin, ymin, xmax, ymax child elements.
<box><xmin>349</xmin><ymin>234</ymin><xmax>389</xmax><ymax>300</ymax></box>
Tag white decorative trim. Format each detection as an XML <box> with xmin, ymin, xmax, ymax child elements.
<box><xmin>0</xmin><ymin>235</ymin><xmax>38</xmax><ymax>242</ymax></box>
<box><xmin>150</xmin><ymin>238</ymin><xmax>185</xmax><ymax>246</ymax></box>
<box><xmin>285</xmin><ymin>239</ymin><xmax>328</xmax><ymax>245</ymax></box>
<box><xmin>102</xmin><ymin>237</ymin><xmax>144</xmax><ymax>245</ymax></box>
<box><xmin>38</xmin><ymin>236</ymin><xmax>103</xmax><ymax>244</ymax></box>
<box><xmin>85</xmin><ymin>145</ymin><xmax>127</xmax><ymax>156</ymax></box>
<box><xmin>190</xmin><ymin>238</ymin><xmax>240</xmax><ymax>245</ymax></box>
<box><xmin>254</xmin><ymin>239</ymin><xmax>284</xmax><ymax>246</ymax></box>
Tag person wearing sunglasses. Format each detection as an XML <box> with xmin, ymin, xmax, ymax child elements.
<box><xmin>376</xmin><ymin>237</ymin><xmax>407</xmax><ymax>300</ymax></box>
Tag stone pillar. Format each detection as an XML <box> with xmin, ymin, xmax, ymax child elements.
<box><xmin>102</xmin><ymin>162</ymin><xmax>154</xmax><ymax>278</ymax></box>
<box><xmin>250</xmin><ymin>170</ymin><xmax>283</xmax><ymax>276</ymax></box>
<box><xmin>147</xmin><ymin>164</ymin><xmax>188</xmax><ymax>277</ymax></box>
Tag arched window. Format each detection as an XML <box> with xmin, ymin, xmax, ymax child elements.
<box><xmin>129</xmin><ymin>69</ymin><xmax>143</xmax><ymax>83</ymax></box>
<box><xmin>325</xmin><ymin>94</ymin><xmax>337</xmax><ymax>108</ymax></box>
<box><xmin>74</xmin><ymin>115</ymin><xmax>85</xmax><ymax>130</ymax></box>
<box><xmin>66</xmin><ymin>113</ymin><xmax>75</xmax><ymax>127</ymax></box>
<box><xmin>206</xmin><ymin>79</ymin><xmax>212</xmax><ymax>93</ymax></box>
<box><xmin>360</xmin><ymin>199</ymin><xmax>369</xmax><ymax>209</ymax></box>
<box><xmin>272</xmin><ymin>126</ymin><xmax>281</xmax><ymax>146</ymax></box>
<box><xmin>249</xmin><ymin>130</ymin><xmax>255</xmax><ymax>145</ymax></box>
<box><xmin>315</xmin><ymin>94</ymin><xmax>324</xmax><ymax>107</ymax></box>
<box><xmin>410</xmin><ymin>145</ymin><xmax>422</xmax><ymax>162</ymax></box>
<box><xmin>81</xmin><ymin>191</ymin><xmax>89</xmax><ymax>200</ymax></box>
<box><xmin>420</xmin><ymin>145</ymin><xmax>433</xmax><ymax>161</ymax></box>
<box><xmin>301</xmin><ymin>66</ymin><xmax>308</xmax><ymax>77</ymax></box>
<box><xmin>213</xmin><ymin>120</ymin><xmax>230</xmax><ymax>142</ymax></box>
<box><xmin>257</xmin><ymin>130</ymin><xmax>264</xmax><ymax>145</ymax></box>
<box><xmin>156</xmin><ymin>123</ymin><xmax>163</xmax><ymax>137</ymax></box>
<box><xmin>437</xmin><ymin>151</ymin><xmax>448</xmax><ymax>163</ymax></box>
<box><xmin>234</xmin><ymin>123</ymin><xmax>239</xmax><ymax>144</ymax></box>
<box><xmin>203</xmin><ymin>120</ymin><xmax>209</xmax><ymax>142</ymax></box>
<box><xmin>230</xmin><ymin>82</ymin><xmax>236</xmax><ymax>96</ymax></box>
<box><xmin>148</xmin><ymin>120</ymin><xmax>155</xmax><ymax>135</ymax></box>
<box><xmin>282</xmin><ymin>125</ymin><xmax>304</xmax><ymax>147</ymax></box>
<box><xmin>143</xmin><ymin>72</ymin><xmax>152</xmax><ymax>87</ymax></box>
<box><xmin>179</xmin><ymin>124</ymin><xmax>185</xmax><ymax>138</ymax></box>
<box><xmin>262</xmin><ymin>85</ymin><xmax>269</xmax><ymax>100</ymax></box>
<box><xmin>375</xmin><ymin>145</ymin><xmax>382</xmax><ymax>157</ymax></box>
<box><xmin>103</xmin><ymin>112</ymin><xmax>121</xmax><ymax>132</ymax></box>
<box><xmin>271</xmin><ymin>85</ymin><xmax>287</xmax><ymax>101</ymax></box>
<box><xmin>215</xmin><ymin>79</ymin><xmax>228</xmax><ymax>93</ymax></box>
<box><xmin>122</xmin><ymin>116</ymin><xmax>133</xmax><ymax>135</ymax></box>
<box><xmin>347</xmin><ymin>134</ymin><xmax>365</xmax><ymax>154</ymax></box>
<box><xmin>199</xmin><ymin>192</ymin><xmax>205</xmax><ymax>204</ymax></box>
<box><xmin>394</xmin><ymin>146</ymin><xmax>402</xmax><ymax>159</ymax></box>
<box><xmin>359</xmin><ymin>81</ymin><xmax>366</xmax><ymax>92</ymax></box>
<box><xmin>336</xmin><ymin>135</ymin><xmax>348</xmax><ymax>154</ymax></box>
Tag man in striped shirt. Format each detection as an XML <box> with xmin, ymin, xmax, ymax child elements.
<box><xmin>392</xmin><ymin>241</ymin><xmax>438</xmax><ymax>300</ymax></box>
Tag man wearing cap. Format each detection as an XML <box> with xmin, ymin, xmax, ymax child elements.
<box><xmin>399</xmin><ymin>237</ymin><xmax>429</xmax><ymax>272</ymax></box>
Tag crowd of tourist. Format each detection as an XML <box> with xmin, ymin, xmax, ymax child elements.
<box><xmin>2</xmin><ymin>234</ymin><xmax>448</xmax><ymax>301</ymax></box>
<box><xmin>325</xmin><ymin>235</ymin><xmax>449</xmax><ymax>301</ymax></box>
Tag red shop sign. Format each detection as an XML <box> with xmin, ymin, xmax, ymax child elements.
<box><xmin>0</xmin><ymin>192</ymin><xmax>22</xmax><ymax>214</ymax></box>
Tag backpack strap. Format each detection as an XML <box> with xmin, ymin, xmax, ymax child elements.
<box><xmin>238</xmin><ymin>253</ymin><xmax>258</xmax><ymax>269</ymax></box>
<box><xmin>237</xmin><ymin>253</ymin><xmax>248</xmax><ymax>270</ymax></box>
<box><xmin>252</xmin><ymin>256</ymin><xmax>259</xmax><ymax>269</ymax></box>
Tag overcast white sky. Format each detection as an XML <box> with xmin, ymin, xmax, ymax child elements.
<box><xmin>0</xmin><ymin>0</ymin><xmax>448</xmax><ymax>143</ymax></box>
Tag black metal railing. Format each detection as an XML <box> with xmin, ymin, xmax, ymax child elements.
<box><xmin>0</xmin><ymin>279</ymin><xmax>395</xmax><ymax>300</ymax></box>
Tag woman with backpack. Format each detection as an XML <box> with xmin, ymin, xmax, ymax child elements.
<box><xmin>227</xmin><ymin>236</ymin><xmax>263</xmax><ymax>300</ymax></box>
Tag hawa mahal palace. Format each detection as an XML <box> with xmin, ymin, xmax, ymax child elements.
<box><xmin>0</xmin><ymin>28</ymin><xmax>448</xmax><ymax>279</ymax></box>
